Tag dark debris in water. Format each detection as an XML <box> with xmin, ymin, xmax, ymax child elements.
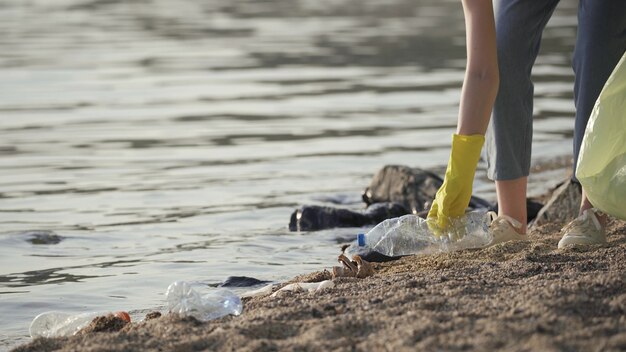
<box><xmin>23</xmin><ymin>230</ymin><xmax>64</xmax><ymax>245</ymax></box>
<box><xmin>218</xmin><ymin>276</ymin><xmax>271</xmax><ymax>288</ymax></box>
<box><xmin>289</xmin><ymin>202</ymin><xmax>410</xmax><ymax>232</ymax></box>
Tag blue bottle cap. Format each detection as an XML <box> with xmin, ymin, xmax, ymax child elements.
<box><xmin>357</xmin><ymin>233</ymin><xmax>365</xmax><ymax>247</ymax></box>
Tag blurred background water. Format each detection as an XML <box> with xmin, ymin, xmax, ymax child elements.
<box><xmin>0</xmin><ymin>0</ymin><xmax>578</xmax><ymax>349</ymax></box>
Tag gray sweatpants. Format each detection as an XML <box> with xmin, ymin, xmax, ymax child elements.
<box><xmin>485</xmin><ymin>0</ymin><xmax>626</xmax><ymax>181</ymax></box>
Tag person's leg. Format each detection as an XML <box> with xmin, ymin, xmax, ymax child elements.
<box><xmin>486</xmin><ymin>0</ymin><xmax>561</xmax><ymax>233</ymax></box>
<box><xmin>572</xmin><ymin>0</ymin><xmax>626</xmax><ymax>214</ymax></box>
<box><xmin>495</xmin><ymin>178</ymin><xmax>527</xmax><ymax>233</ymax></box>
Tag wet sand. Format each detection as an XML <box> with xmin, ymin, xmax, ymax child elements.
<box><xmin>14</xmin><ymin>210</ymin><xmax>626</xmax><ymax>351</ymax></box>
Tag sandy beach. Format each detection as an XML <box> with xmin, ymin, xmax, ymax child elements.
<box><xmin>14</xmin><ymin>192</ymin><xmax>626</xmax><ymax>351</ymax></box>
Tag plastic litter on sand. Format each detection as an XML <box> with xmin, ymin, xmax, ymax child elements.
<box><xmin>344</xmin><ymin>210</ymin><xmax>493</xmax><ymax>258</ymax></box>
<box><xmin>270</xmin><ymin>280</ymin><xmax>334</xmax><ymax>297</ymax></box>
<box><xmin>29</xmin><ymin>311</ymin><xmax>130</xmax><ymax>338</ymax></box>
<box><xmin>165</xmin><ymin>281</ymin><xmax>242</xmax><ymax>321</ymax></box>
<box><xmin>241</xmin><ymin>284</ymin><xmax>275</xmax><ymax>298</ymax></box>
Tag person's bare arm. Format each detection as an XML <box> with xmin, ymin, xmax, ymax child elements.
<box><xmin>456</xmin><ymin>0</ymin><xmax>498</xmax><ymax>136</ymax></box>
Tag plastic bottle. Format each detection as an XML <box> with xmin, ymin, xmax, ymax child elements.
<box><xmin>344</xmin><ymin>210</ymin><xmax>493</xmax><ymax>258</ymax></box>
<box><xmin>165</xmin><ymin>281</ymin><xmax>242</xmax><ymax>321</ymax></box>
<box><xmin>444</xmin><ymin>210</ymin><xmax>494</xmax><ymax>252</ymax></box>
<box><xmin>29</xmin><ymin>311</ymin><xmax>130</xmax><ymax>338</ymax></box>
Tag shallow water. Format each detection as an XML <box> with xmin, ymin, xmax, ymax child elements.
<box><xmin>0</xmin><ymin>0</ymin><xmax>578</xmax><ymax>349</ymax></box>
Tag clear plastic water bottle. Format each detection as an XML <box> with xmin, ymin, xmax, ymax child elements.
<box><xmin>165</xmin><ymin>281</ymin><xmax>242</xmax><ymax>321</ymax></box>
<box><xmin>344</xmin><ymin>210</ymin><xmax>492</xmax><ymax>257</ymax></box>
<box><xmin>30</xmin><ymin>311</ymin><xmax>98</xmax><ymax>338</ymax></box>
<box><xmin>444</xmin><ymin>210</ymin><xmax>494</xmax><ymax>252</ymax></box>
<box><xmin>29</xmin><ymin>311</ymin><xmax>130</xmax><ymax>338</ymax></box>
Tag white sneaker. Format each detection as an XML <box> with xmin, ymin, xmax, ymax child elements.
<box><xmin>558</xmin><ymin>209</ymin><xmax>606</xmax><ymax>249</ymax></box>
<box><xmin>487</xmin><ymin>212</ymin><xmax>526</xmax><ymax>247</ymax></box>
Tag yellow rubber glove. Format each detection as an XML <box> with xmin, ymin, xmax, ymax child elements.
<box><xmin>427</xmin><ymin>134</ymin><xmax>485</xmax><ymax>236</ymax></box>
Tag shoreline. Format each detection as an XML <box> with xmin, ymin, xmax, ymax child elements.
<box><xmin>13</xmin><ymin>175</ymin><xmax>626</xmax><ymax>352</ymax></box>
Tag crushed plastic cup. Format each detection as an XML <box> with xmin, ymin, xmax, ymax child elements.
<box><xmin>165</xmin><ymin>281</ymin><xmax>242</xmax><ymax>321</ymax></box>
